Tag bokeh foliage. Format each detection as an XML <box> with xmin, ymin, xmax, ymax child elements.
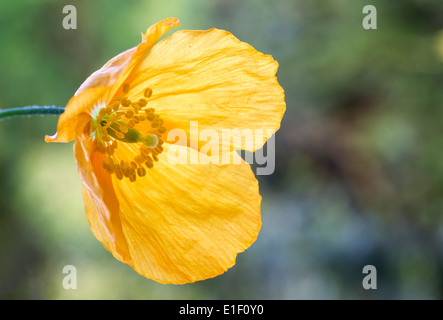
<box><xmin>1</xmin><ymin>0</ymin><xmax>443</xmax><ymax>299</ymax></box>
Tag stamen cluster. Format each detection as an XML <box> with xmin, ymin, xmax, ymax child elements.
<box><xmin>90</xmin><ymin>85</ymin><xmax>166</xmax><ymax>182</ymax></box>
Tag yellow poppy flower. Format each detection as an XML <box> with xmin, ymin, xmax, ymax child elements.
<box><xmin>45</xmin><ymin>17</ymin><xmax>285</xmax><ymax>284</ymax></box>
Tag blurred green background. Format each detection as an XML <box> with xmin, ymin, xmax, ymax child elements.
<box><xmin>1</xmin><ymin>0</ymin><xmax>443</xmax><ymax>299</ymax></box>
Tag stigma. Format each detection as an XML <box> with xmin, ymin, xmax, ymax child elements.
<box><xmin>90</xmin><ymin>84</ymin><xmax>166</xmax><ymax>182</ymax></box>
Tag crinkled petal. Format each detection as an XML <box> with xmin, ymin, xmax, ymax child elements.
<box><xmin>86</xmin><ymin>142</ymin><xmax>261</xmax><ymax>284</ymax></box>
<box><xmin>77</xmin><ymin>17</ymin><xmax>180</xmax><ymax>97</ymax></box>
<box><xmin>104</xmin><ymin>17</ymin><xmax>181</xmax><ymax>99</ymax></box>
<box><xmin>127</xmin><ymin>28</ymin><xmax>285</xmax><ymax>152</ymax></box>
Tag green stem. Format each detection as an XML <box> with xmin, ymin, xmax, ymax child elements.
<box><xmin>0</xmin><ymin>106</ymin><xmax>65</xmax><ymax>120</ymax></box>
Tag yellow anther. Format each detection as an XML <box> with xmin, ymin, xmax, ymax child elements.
<box><xmin>155</xmin><ymin>145</ymin><xmax>164</xmax><ymax>153</ymax></box>
<box><xmin>119</xmin><ymin>124</ymin><xmax>128</xmax><ymax>133</ymax></box>
<box><xmin>95</xmin><ymin>141</ymin><xmax>106</xmax><ymax>154</ymax></box>
<box><xmin>124</xmin><ymin>167</ymin><xmax>134</xmax><ymax>178</ymax></box>
<box><xmin>144</xmin><ymin>88</ymin><xmax>153</xmax><ymax>98</ymax></box>
<box><xmin>145</xmin><ymin>160</ymin><xmax>154</xmax><ymax>168</ymax></box>
<box><xmin>115</xmin><ymin>131</ymin><xmax>125</xmax><ymax>139</ymax></box>
<box><xmin>127</xmin><ymin>120</ymin><xmax>135</xmax><ymax>129</ymax></box>
<box><xmin>115</xmin><ymin>167</ymin><xmax>124</xmax><ymax>180</ymax></box>
<box><xmin>121</xmin><ymin>97</ymin><xmax>131</xmax><ymax>107</ymax></box>
<box><xmin>146</xmin><ymin>113</ymin><xmax>155</xmax><ymax>121</ymax></box>
<box><xmin>104</xmin><ymin>158</ymin><xmax>115</xmax><ymax>173</ymax></box>
<box><xmin>108</xmin><ymin>157</ymin><xmax>115</xmax><ymax>169</ymax></box>
<box><xmin>138</xmin><ymin>99</ymin><xmax>147</xmax><ymax>107</ymax></box>
<box><xmin>106</xmin><ymin>146</ymin><xmax>114</xmax><ymax>156</ymax></box>
<box><xmin>122</xmin><ymin>83</ymin><xmax>130</xmax><ymax>94</ymax></box>
<box><xmin>134</xmin><ymin>155</ymin><xmax>144</xmax><ymax>165</ymax></box>
<box><xmin>125</xmin><ymin>110</ymin><xmax>134</xmax><ymax>118</ymax></box>
<box><xmin>140</xmin><ymin>146</ymin><xmax>150</xmax><ymax>157</ymax></box>
<box><xmin>137</xmin><ymin>167</ymin><xmax>146</xmax><ymax>177</ymax></box>
<box><xmin>112</xmin><ymin>103</ymin><xmax>120</xmax><ymax>112</ymax></box>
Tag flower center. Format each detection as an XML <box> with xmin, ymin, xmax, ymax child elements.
<box><xmin>90</xmin><ymin>84</ymin><xmax>166</xmax><ymax>182</ymax></box>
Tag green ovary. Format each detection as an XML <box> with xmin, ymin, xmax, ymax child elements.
<box><xmin>107</xmin><ymin>121</ymin><xmax>158</xmax><ymax>148</ymax></box>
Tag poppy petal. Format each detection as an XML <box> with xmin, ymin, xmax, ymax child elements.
<box><xmin>77</xmin><ymin>17</ymin><xmax>180</xmax><ymax>97</ymax></box>
<box><xmin>74</xmin><ymin>132</ymin><xmax>131</xmax><ymax>262</ymax></box>
<box><xmin>88</xmin><ymin>142</ymin><xmax>261</xmax><ymax>284</ymax></box>
<box><xmin>127</xmin><ymin>28</ymin><xmax>285</xmax><ymax>152</ymax></box>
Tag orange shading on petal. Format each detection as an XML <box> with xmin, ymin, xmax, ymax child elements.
<box><xmin>45</xmin><ymin>87</ymin><xmax>106</xmax><ymax>143</ymax></box>
<box><xmin>74</xmin><ymin>131</ymin><xmax>131</xmax><ymax>263</ymax></box>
